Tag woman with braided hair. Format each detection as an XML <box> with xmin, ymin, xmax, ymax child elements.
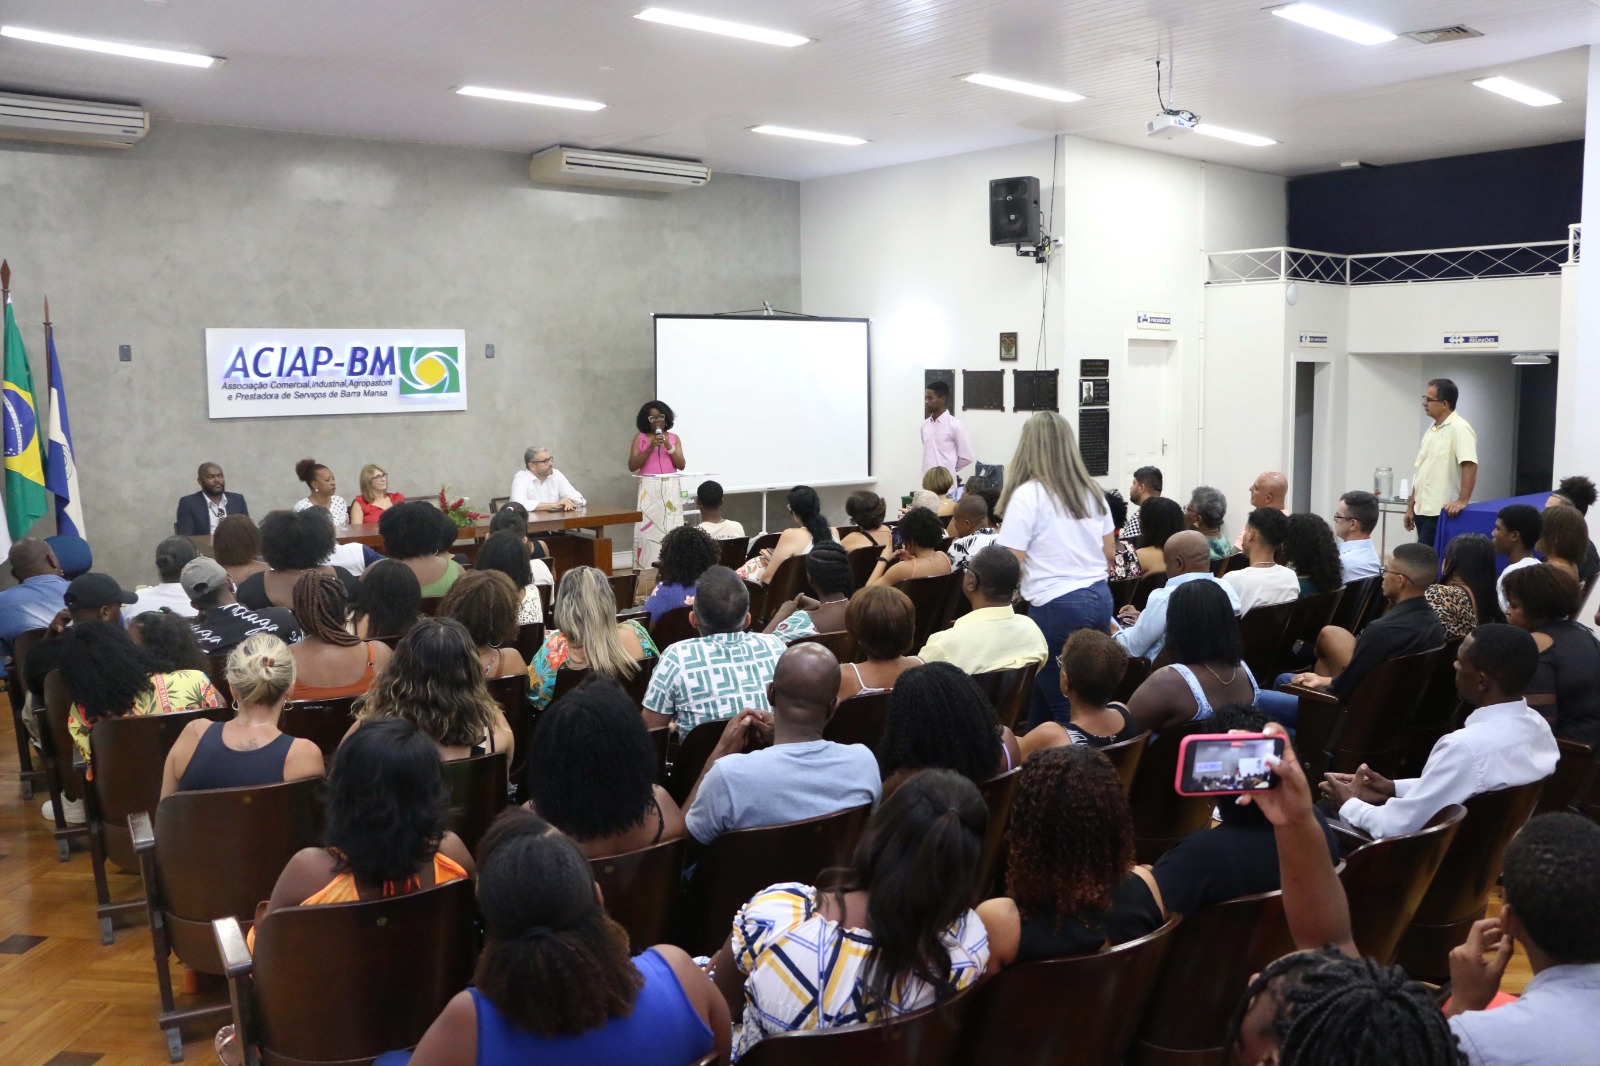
<box><xmin>287</xmin><ymin>569</ymin><xmax>391</xmax><ymax>700</ymax></box>
<box><xmin>388</xmin><ymin>809</ymin><xmax>727</xmax><ymax>1066</ymax></box>
<box><xmin>766</xmin><ymin>539</ymin><xmax>854</xmax><ymax>641</ymax></box>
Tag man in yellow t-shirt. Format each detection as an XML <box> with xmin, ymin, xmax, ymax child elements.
<box><xmin>1406</xmin><ymin>377</ymin><xmax>1478</xmax><ymax>548</ymax></box>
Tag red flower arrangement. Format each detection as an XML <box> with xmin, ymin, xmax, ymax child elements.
<box><xmin>437</xmin><ymin>485</ymin><xmax>487</xmax><ymax>528</ymax></box>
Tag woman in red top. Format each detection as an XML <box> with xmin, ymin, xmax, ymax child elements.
<box><xmin>350</xmin><ymin>463</ymin><xmax>405</xmax><ymax>525</ymax></box>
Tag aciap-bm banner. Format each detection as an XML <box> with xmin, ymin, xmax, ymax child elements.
<box><xmin>205</xmin><ymin>329</ymin><xmax>468</xmax><ymax>419</ymax></box>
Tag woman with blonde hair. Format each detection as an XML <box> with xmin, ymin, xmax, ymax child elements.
<box><xmin>438</xmin><ymin>569</ymin><xmax>529</xmax><ymax>678</ymax></box>
<box><xmin>354</xmin><ymin>617</ymin><xmax>513</xmax><ymax>761</ymax></box>
<box><xmin>350</xmin><ymin>463</ymin><xmax>405</xmax><ymax>525</ymax></box>
<box><xmin>996</xmin><ymin>412</ymin><xmax>1115</xmax><ymax>730</ymax></box>
<box><xmin>921</xmin><ymin>465</ymin><xmax>958</xmax><ymax>517</ymax></box>
<box><xmin>528</xmin><ymin>566</ymin><xmax>659</xmax><ymax>709</ymax></box>
<box><xmin>161</xmin><ymin>634</ymin><xmax>325</xmax><ymax>798</ymax></box>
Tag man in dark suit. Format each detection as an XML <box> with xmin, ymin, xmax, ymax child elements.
<box><xmin>174</xmin><ymin>462</ymin><xmax>249</xmax><ymax>535</ymax></box>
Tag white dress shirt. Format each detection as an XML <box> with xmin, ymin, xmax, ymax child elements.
<box><xmin>1340</xmin><ymin>699</ymin><xmax>1558</xmax><ymax>838</ymax></box>
<box><xmin>1112</xmin><ymin>572</ymin><xmax>1241</xmax><ymax>661</ymax></box>
<box><xmin>124</xmin><ymin>583</ymin><xmax>198</xmax><ymax>624</ymax></box>
<box><xmin>1338</xmin><ymin>538</ymin><xmax>1382</xmax><ymax>582</ymax></box>
<box><xmin>510</xmin><ymin>467</ymin><xmax>586</xmax><ymax>510</ymax></box>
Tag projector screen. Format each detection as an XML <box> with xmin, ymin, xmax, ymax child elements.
<box><xmin>654</xmin><ymin>315</ymin><xmax>871</xmax><ymax>493</ymax></box>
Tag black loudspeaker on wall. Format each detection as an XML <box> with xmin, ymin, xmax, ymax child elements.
<box><xmin>989</xmin><ymin>176</ymin><xmax>1041</xmax><ymax>247</ymax></box>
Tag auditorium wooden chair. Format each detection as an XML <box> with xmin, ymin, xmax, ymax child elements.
<box><xmin>489</xmin><ymin>495</ymin><xmax>509</xmax><ymax>512</ymax></box>
<box><xmin>1130</xmin><ymin>572</ymin><xmax>1168</xmax><ymax>611</ymax></box>
<box><xmin>440</xmin><ymin>750</ymin><xmax>508</xmax><ymax>854</ymax></box>
<box><xmin>1271</xmin><ymin>586</ymin><xmax>1345</xmax><ymax>675</ymax></box>
<box><xmin>1099</xmin><ymin>731</ymin><xmax>1151</xmax><ymax>794</ymax></box>
<box><xmin>1110</xmin><ymin>576</ymin><xmax>1140</xmax><ymax>610</ymax></box>
<box><xmin>1538</xmin><ymin>738</ymin><xmax>1596</xmax><ymax>814</ymax></box>
<box><xmin>36</xmin><ymin>672</ymin><xmax>88</xmax><ymax>861</ymax></box>
<box><xmin>214</xmin><ymin>878</ymin><xmax>475</xmax><ymax>1066</ymax></box>
<box><xmin>1394</xmin><ymin>779</ymin><xmax>1545</xmax><ymax>983</ymax></box>
<box><xmin>536</xmin><ymin>583</ymin><xmax>553</xmax><ymax>625</ymax></box>
<box><xmin>1276</xmin><ymin>644</ymin><xmax>1442</xmax><ymax>782</ymax></box>
<box><xmin>747</xmin><ymin>532</ymin><xmax>782</xmax><ymax>561</ymax></box>
<box><xmin>717</xmin><ymin>536</ymin><xmax>750</xmax><ymax>570</ymax></box>
<box><xmin>1334</xmin><ymin>803</ymin><xmax>1465</xmax><ymax>966</ymax></box>
<box><xmin>667</xmin><ymin>718</ymin><xmax>729</xmax><ymax>806</ymax></box>
<box><xmin>132</xmin><ymin>778</ymin><xmax>326</xmax><ymax>1061</ymax></box>
<box><xmin>1353</xmin><ymin>578</ymin><xmax>1389</xmax><ymax>632</ymax></box>
<box><xmin>1126</xmin><ymin>718</ymin><xmax>1217</xmax><ymax>864</ymax></box>
<box><xmin>899</xmin><ymin>572</ymin><xmax>964</xmax><ymax>649</ymax></box>
<box><xmin>680</xmin><ymin>804</ymin><xmax>871</xmax><ymax>956</ymax></box>
<box><xmin>514</xmin><ymin>620</ymin><xmax>544</xmax><ymax>661</ymax></box>
<box><xmin>740</xmin><ymin>985</ymin><xmax>978</xmax><ymax>1066</ymax></box>
<box><xmin>7</xmin><ymin>626</ymin><xmax>48</xmax><ymax>799</ymax></box>
<box><xmin>1399</xmin><ymin>638</ymin><xmax>1465</xmax><ymax>777</ymax></box>
<box><xmin>958</xmin><ymin>915</ymin><xmax>1181</xmax><ymax>1066</ymax></box>
<box><xmin>792</xmin><ymin>630</ymin><xmax>861</xmax><ymax>662</ymax></box>
<box><xmin>1237</xmin><ymin>599</ymin><xmax>1297</xmax><ymax>684</ymax></box>
<box><xmin>975</xmin><ymin>767</ymin><xmax>1021</xmax><ymax>903</ymax></box>
<box><xmin>971</xmin><ymin>663</ymin><xmax>1040</xmax><ymax>732</ymax></box>
<box><xmin>418</xmin><ymin>596</ymin><xmax>443</xmax><ymax>616</ymax></box>
<box><xmin>1328</xmin><ymin>574</ymin><xmax>1380</xmax><ymax>634</ymax></box>
<box><xmin>755</xmin><ymin>556</ymin><xmax>812</xmax><ymax>628</ymax></box>
<box><xmin>279</xmin><ymin>695</ymin><xmax>361</xmax><ymax>759</ymax></box>
<box><xmin>848</xmin><ymin>544</ymin><xmax>881</xmax><ymax>590</ymax></box>
<box><xmin>548</xmin><ymin>657</ymin><xmax>655</xmax><ymax>708</ymax></box>
<box><xmin>1109</xmin><ymin>656</ymin><xmax>1154</xmax><ymax>708</ymax></box>
<box><xmin>588</xmin><ymin>836</ymin><xmax>687</xmax><ymax>954</ymax></box>
<box><xmin>204</xmin><ymin>651</ymin><xmax>233</xmax><ymax>704</ymax></box>
<box><xmin>1219</xmin><ymin>553</ymin><xmax>1250</xmax><ymax>577</ymax></box>
<box><xmin>650</xmin><ymin>604</ymin><xmax>698</xmax><ymax>650</ymax></box>
<box><xmin>484</xmin><ymin>674</ymin><xmax>530</xmax><ymax>794</ymax></box>
<box><xmin>610</xmin><ymin>571</ymin><xmax>639</xmax><ymax>611</ymax></box>
<box><xmin>823</xmin><ymin>691</ymin><xmax>890</xmax><ymax>752</ymax></box>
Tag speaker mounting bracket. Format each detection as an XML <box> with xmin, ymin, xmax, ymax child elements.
<box><xmin>1015</xmin><ymin>234</ymin><xmax>1054</xmax><ymax>263</ymax></box>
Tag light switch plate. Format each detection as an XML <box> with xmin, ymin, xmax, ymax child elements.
<box><xmin>118</xmin><ymin>344</ymin><xmax>132</xmax><ymax>362</ymax></box>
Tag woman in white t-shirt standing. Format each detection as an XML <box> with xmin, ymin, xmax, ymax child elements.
<box><xmin>996</xmin><ymin>412</ymin><xmax>1115</xmax><ymax>730</ymax></box>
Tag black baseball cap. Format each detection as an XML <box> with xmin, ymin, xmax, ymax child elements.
<box><xmin>64</xmin><ymin>572</ymin><xmax>139</xmax><ymax>610</ymax></box>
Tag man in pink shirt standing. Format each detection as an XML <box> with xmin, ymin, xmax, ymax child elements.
<box><xmin>921</xmin><ymin>380</ymin><xmax>973</xmax><ymax>476</ymax></box>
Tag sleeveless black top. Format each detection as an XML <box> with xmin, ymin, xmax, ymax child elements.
<box><xmin>178</xmin><ymin>721</ymin><xmax>294</xmax><ymax>792</ymax></box>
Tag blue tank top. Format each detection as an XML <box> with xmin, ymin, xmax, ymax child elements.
<box><xmin>177</xmin><ymin>721</ymin><xmax>294</xmax><ymax>792</ymax></box>
<box><xmin>1169</xmin><ymin>662</ymin><xmax>1260</xmax><ymax>722</ymax></box>
<box><xmin>472</xmin><ymin>947</ymin><xmax>713</xmax><ymax>1065</ymax></box>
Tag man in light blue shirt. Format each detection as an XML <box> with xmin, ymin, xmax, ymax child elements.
<box><xmin>1334</xmin><ymin>490</ymin><xmax>1383</xmax><ymax>582</ymax></box>
<box><xmin>0</xmin><ymin>540</ymin><xmax>69</xmax><ymax>661</ymax></box>
<box><xmin>684</xmin><ymin>643</ymin><xmax>880</xmax><ymax>845</ymax></box>
<box><xmin>1112</xmin><ymin>531</ymin><xmax>1240</xmax><ymax>661</ymax></box>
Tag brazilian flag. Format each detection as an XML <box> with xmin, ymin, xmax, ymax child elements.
<box><xmin>3</xmin><ymin>297</ymin><xmax>48</xmax><ymax>541</ymax></box>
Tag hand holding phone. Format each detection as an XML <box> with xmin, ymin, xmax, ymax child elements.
<box><xmin>1174</xmin><ymin>733</ymin><xmax>1286</xmax><ymax>796</ymax></box>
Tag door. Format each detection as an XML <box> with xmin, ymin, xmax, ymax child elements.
<box><xmin>1124</xmin><ymin>338</ymin><xmax>1179</xmax><ymax>486</ymax></box>
<box><xmin>1293</xmin><ymin>362</ymin><xmax>1316</xmax><ymax>514</ymax></box>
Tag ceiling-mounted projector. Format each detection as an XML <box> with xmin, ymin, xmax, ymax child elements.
<box><xmin>1147</xmin><ymin>112</ymin><xmax>1198</xmax><ymax>139</ymax></box>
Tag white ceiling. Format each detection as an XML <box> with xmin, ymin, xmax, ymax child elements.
<box><xmin>0</xmin><ymin>0</ymin><xmax>1595</xmax><ymax>180</ymax></box>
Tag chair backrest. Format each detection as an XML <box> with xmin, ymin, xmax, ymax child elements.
<box><xmin>39</xmin><ymin>671</ymin><xmax>83</xmax><ymax>803</ymax></box>
<box><xmin>620</xmin><ymin>656</ymin><xmax>657</xmax><ymax>706</ymax></box>
<box><xmin>514</xmin><ymin>621</ymin><xmax>544</xmax><ymax>662</ymax></box>
<box><xmin>204</xmin><ymin>652</ymin><xmax>233</xmax><ymax>703</ymax></box>
<box><xmin>1339</xmin><ymin>803</ymin><xmax>1465</xmax><ymax>965</ymax></box>
<box><xmin>681</xmin><ymin>804</ymin><xmax>871</xmax><ymax>956</ymax></box>
<box><xmin>418</xmin><ymin>596</ymin><xmax>443</xmax><ymax>617</ymax></box>
<box><xmin>537</xmin><ymin>584</ymin><xmax>554</xmax><ymax>626</ymax></box>
<box><xmin>1321</xmin><ymin>645</ymin><xmax>1442</xmax><ymax>777</ymax></box>
<box><xmin>823</xmin><ymin>691</ymin><xmax>891</xmax><ymax>752</ymax></box>
<box><xmin>1126</xmin><ymin>717</ymin><xmax>1217</xmax><ymax>864</ymax></box>
<box><xmin>793</xmin><ymin>630</ymin><xmax>862</xmax><ymax>662</ymax></box>
<box><xmin>92</xmin><ymin>707</ymin><xmax>230</xmax><ymax>868</ymax></box>
<box><xmin>588</xmin><ymin>837</ymin><xmax>688</xmax><ymax>954</ymax></box>
<box><xmin>748</xmin><ymin>531</ymin><xmax>782</xmax><ymax>561</ymax></box>
<box><xmin>439</xmin><ymin>750</ymin><xmax>508</xmax><ymax>855</ymax></box>
<box><xmin>1538</xmin><ymin>737</ymin><xmax>1596</xmax><ymax>814</ymax></box>
<box><xmin>489</xmin><ymin>495</ymin><xmax>509</xmax><ymax>512</ymax></box>
<box><xmin>245</xmin><ymin>878</ymin><xmax>476</xmax><ymax>1063</ymax></box>
<box><xmin>975</xmin><ymin>767</ymin><xmax>1021</xmax><ymax>902</ymax></box>
<box><xmin>739</xmin><ymin>984</ymin><xmax>978</xmax><ymax>1066</ymax></box>
<box><xmin>1109</xmin><ymin>656</ymin><xmax>1152</xmax><ymax>706</ymax></box>
<box><xmin>7</xmin><ymin>626</ymin><xmax>46</xmax><ymax>696</ymax></box>
<box><xmin>1131</xmin><ymin>572</ymin><xmax>1168</xmax><ymax>611</ymax></box>
<box><xmin>1354</xmin><ymin>578</ymin><xmax>1389</xmax><ymax>632</ymax></box>
<box><xmin>650</xmin><ymin>605</ymin><xmax>699</xmax><ymax>650</ymax></box>
<box><xmin>1109</xmin><ymin>576</ymin><xmax>1139</xmax><ymax>610</ymax></box>
<box><xmin>1237</xmin><ymin>598</ymin><xmax>1298</xmax><ymax>684</ymax></box>
<box><xmin>280</xmin><ymin>695</ymin><xmax>361</xmax><ymax>758</ymax></box>
<box><xmin>1401</xmin><ymin>638</ymin><xmax>1466</xmax><ymax>778</ymax></box>
<box><xmin>484</xmin><ymin>674</ymin><xmax>531</xmax><ymax>791</ymax></box>
<box><xmin>153</xmin><ymin>777</ymin><xmax>325</xmax><ymax>972</ymax></box>
<box><xmin>958</xmin><ymin>916</ymin><xmax>1181</xmax><ymax>1066</ymax></box>
<box><xmin>610</xmin><ymin>572</ymin><xmax>638</xmax><ymax>613</ymax></box>
<box><xmin>1098</xmin><ymin>731</ymin><xmax>1151</xmax><ymax>794</ymax></box>
<box><xmin>649</xmin><ymin>725</ymin><xmax>669</xmax><ymax>781</ymax></box>
<box><xmin>898</xmin><ymin>572</ymin><xmax>963</xmax><ymax>649</ymax></box>
<box><xmin>848</xmin><ymin>544</ymin><xmax>882</xmax><ymax>591</ymax></box>
<box><xmin>667</xmin><ymin>717</ymin><xmax>731</xmax><ymax>806</ymax></box>
<box><xmin>1329</xmin><ymin>575</ymin><xmax>1380</xmax><ymax>633</ymax></box>
<box><xmin>1220</xmin><ymin>552</ymin><xmax>1250</xmax><ymax>576</ymax></box>
<box><xmin>971</xmin><ymin>664</ymin><xmax>1040</xmax><ymax>732</ymax></box>
<box><xmin>758</xmin><ymin>556</ymin><xmax>812</xmax><ymax>627</ymax></box>
<box><xmin>1283</xmin><ymin>586</ymin><xmax>1345</xmax><ymax>655</ymax></box>
<box><xmin>717</xmin><ymin>537</ymin><xmax>750</xmax><ymax>570</ymax></box>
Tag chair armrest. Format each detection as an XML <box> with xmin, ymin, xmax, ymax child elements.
<box><xmin>617</xmin><ymin>606</ymin><xmax>650</xmax><ymax>625</ymax></box>
<box><xmin>213</xmin><ymin>917</ymin><xmax>254</xmax><ymax>979</ymax></box>
<box><xmin>130</xmin><ymin>810</ymin><xmax>155</xmax><ymax>852</ymax></box>
<box><xmin>1279</xmin><ymin>683</ymin><xmax>1341</xmax><ymax>706</ymax></box>
<box><xmin>1327</xmin><ymin>815</ymin><xmax>1374</xmax><ymax>855</ymax></box>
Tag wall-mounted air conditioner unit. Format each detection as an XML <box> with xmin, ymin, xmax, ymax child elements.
<box><xmin>528</xmin><ymin>146</ymin><xmax>710</xmax><ymax>192</ymax></box>
<box><xmin>0</xmin><ymin>92</ymin><xmax>150</xmax><ymax>148</ymax></box>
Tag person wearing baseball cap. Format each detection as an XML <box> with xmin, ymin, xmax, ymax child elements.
<box><xmin>183</xmin><ymin>557</ymin><xmax>301</xmax><ymax>656</ymax></box>
<box><xmin>63</xmin><ymin>572</ymin><xmax>139</xmax><ymax>614</ymax></box>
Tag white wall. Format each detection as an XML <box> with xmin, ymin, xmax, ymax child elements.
<box><xmin>1200</xmin><ymin>284</ymin><xmax>1290</xmax><ymax>537</ymax></box>
<box><xmin>1347</xmin><ymin>276</ymin><xmax>1562</xmax><ymax>353</ymax></box>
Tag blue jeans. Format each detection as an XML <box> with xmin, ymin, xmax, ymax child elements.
<box><xmin>1026</xmin><ymin>580</ymin><xmax>1113</xmax><ymax>731</ymax></box>
<box><xmin>1414</xmin><ymin>513</ymin><xmax>1439</xmax><ymax>550</ymax></box>
<box><xmin>1256</xmin><ymin>672</ymin><xmax>1301</xmax><ymax>728</ymax></box>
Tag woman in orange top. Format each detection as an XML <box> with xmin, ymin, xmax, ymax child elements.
<box><xmin>287</xmin><ymin>570</ymin><xmax>391</xmax><ymax>701</ymax></box>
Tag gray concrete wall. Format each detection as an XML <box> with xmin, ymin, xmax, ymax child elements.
<box><xmin>0</xmin><ymin>122</ymin><xmax>800</xmax><ymax>585</ymax></box>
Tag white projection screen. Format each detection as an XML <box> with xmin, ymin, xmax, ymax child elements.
<box><xmin>654</xmin><ymin>315</ymin><xmax>871</xmax><ymax>492</ymax></box>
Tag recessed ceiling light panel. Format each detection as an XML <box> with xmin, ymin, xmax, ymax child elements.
<box><xmin>1473</xmin><ymin>76</ymin><xmax>1561</xmax><ymax>107</ymax></box>
<box><xmin>635</xmin><ymin>8</ymin><xmax>809</xmax><ymax>47</ymax></box>
<box><xmin>1269</xmin><ymin>3</ymin><xmax>1396</xmax><ymax>45</ymax></box>
<box><xmin>1194</xmin><ymin>124</ymin><xmax>1278</xmax><ymax>147</ymax></box>
<box><xmin>750</xmin><ymin>125</ymin><xmax>866</xmax><ymax>145</ymax></box>
<box><xmin>0</xmin><ymin>24</ymin><xmax>218</xmax><ymax>67</ymax></box>
<box><xmin>962</xmin><ymin>73</ymin><xmax>1085</xmax><ymax>103</ymax></box>
<box><xmin>456</xmin><ymin>86</ymin><xmax>606</xmax><ymax>111</ymax></box>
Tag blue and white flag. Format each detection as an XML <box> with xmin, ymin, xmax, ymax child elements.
<box><xmin>44</xmin><ymin>325</ymin><xmax>84</xmax><ymax>538</ymax></box>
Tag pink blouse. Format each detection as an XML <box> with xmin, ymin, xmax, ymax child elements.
<box><xmin>635</xmin><ymin>432</ymin><xmax>680</xmax><ymax>476</ymax></box>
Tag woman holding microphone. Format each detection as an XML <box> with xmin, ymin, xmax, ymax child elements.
<box><xmin>627</xmin><ymin>400</ymin><xmax>686</xmax><ymax>474</ymax></box>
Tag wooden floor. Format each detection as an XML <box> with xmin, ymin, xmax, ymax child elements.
<box><xmin>0</xmin><ymin>701</ymin><xmax>1534</xmax><ymax>1065</ymax></box>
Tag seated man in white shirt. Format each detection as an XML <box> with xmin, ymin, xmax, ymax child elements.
<box><xmin>1224</xmin><ymin>508</ymin><xmax>1301</xmax><ymax>614</ymax></box>
<box><xmin>1334</xmin><ymin>490</ymin><xmax>1382</xmax><ymax>582</ymax></box>
<box><xmin>1492</xmin><ymin>503</ymin><xmax>1542</xmax><ymax>614</ymax></box>
<box><xmin>125</xmin><ymin>536</ymin><xmax>201</xmax><ymax>623</ymax></box>
<box><xmin>509</xmin><ymin>445</ymin><xmax>586</xmax><ymax>513</ymax></box>
<box><xmin>1113</xmin><ymin>531</ymin><xmax>1240</xmax><ymax>661</ymax></box>
<box><xmin>920</xmin><ymin>545</ymin><xmax>1046</xmax><ymax>674</ymax></box>
<box><xmin>1321</xmin><ymin>624</ymin><xmax>1558</xmax><ymax>839</ymax></box>
<box><xmin>694</xmin><ymin>480</ymin><xmax>745</xmax><ymax>540</ymax></box>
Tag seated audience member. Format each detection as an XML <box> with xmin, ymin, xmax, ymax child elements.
<box><xmin>1120</xmin><ymin>465</ymin><xmax>1163</xmax><ymax>543</ymax></box>
<box><xmin>1127</xmin><ymin>580</ymin><xmax>1259</xmax><ymax>733</ymax></box>
<box><xmin>837</xmin><ymin>586</ymin><xmax>923</xmax><ymax>701</ymax></box>
<box><xmin>161</xmin><ymin>634</ymin><xmax>324</xmax><ymax>797</ymax></box>
<box><xmin>684</xmin><ymin>643</ymin><xmax>879</xmax><ymax>844</ymax></box>
<box><xmin>287</xmin><ymin>571</ymin><xmax>392</xmax><ymax>701</ymax></box>
<box><xmin>1236</xmin><ymin>471</ymin><xmax>1289</xmax><ymax>550</ymax></box>
<box><xmin>748</xmin><ymin>485</ymin><xmax>840</xmax><ymax>584</ymax></box>
<box><xmin>1132</xmin><ymin>497</ymin><xmax>1188</xmax><ymax>577</ymax></box>
<box><xmin>642</xmin><ymin>567</ymin><xmax>781</xmax><ymax>730</ymax></box>
<box><xmin>1503</xmin><ymin>564</ymin><xmax>1600</xmax><ymax>746</ymax></box>
<box><xmin>45</xmin><ymin>533</ymin><xmax>92</xmax><ymax>580</ymax></box>
<box><xmin>694</xmin><ymin>479</ymin><xmax>744</xmax><ymax>541</ymax></box>
<box><xmin>1184</xmin><ymin>485</ymin><xmax>1233</xmax><ymax>561</ymax></box>
<box><xmin>488</xmin><ymin>501</ymin><xmax>550</xmax><ymax>561</ymax></box>
<box><xmin>1321</xmin><ymin>625</ymin><xmax>1558</xmax><ymax>838</ymax></box>
<box><xmin>212</xmin><ymin>514</ymin><xmax>269</xmax><ymax>588</ymax></box>
<box><xmin>1546</xmin><ymin>474</ymin><xmax>1600</xmax><ymax>585</ymax></box>
<box><xmin>510</xmin><ymin>445</ymin><xmax>586</xmax><ymax>513</ymax></box>
<box><xmin>643</xmin><ymin>525</ymin><xmax>720</xmax><ymax>622</ymax></box>
<box><xmin>920</xmin><ymin>544</ymin><xmax>1047</xmax><ymax>673</ymax></box>
<box><xmin>946</xmin><ymin>493</ymin><xmax>999</xmax><ymax>572</ymax></box>
<box><xmin>922</xmin><ymin>465</ymin><xmax>958</xmax><ymax>517</ymax></box>
<box><xmin>906</xmin><ymin>487</ymin><xmax>943</xmax><ymax>515</ymax></box>
<box><xmin>1225</xmin><ymin>508</ymin><xmax>1300</xmax><ymax>613</ymax></box>
<box><xmin>306</xmin><ymin>505</ymin><xmax>379</xmax><ymax>577</ymax></box>
<box><xmin>1537</xmin><ymin>503</ymin><xmax>1589</xmax><ymax>586</ymax></box>
<box><xmin>878</xmin><ymin>661</ymin><xmax>1020</xmax><ymax>790</ymax></box>
<box><xmin>438</xmin><ymin>570</ymin><xmax>530</xmax><ymax>678</ymax></box>
<box><xmin>524</xmin><ymin>676</ymin><xmax>686</xmax><ymax>858</ymax></box>
<box><xmin>1106</xmin><ymin>491</ymin><xmax>1141</xmax><ymax>580</ymax></box>
<box><xmin>1112</xmin><ymin>530</ymin><xmax>1241</xmax><ymax>661</ymax></box>
<box><xmin>1432</xmin><ymin>532</ymin><xmax>1501</xmax><ymax>638</ymax></box>
<box><xmin>1150</xmin><ymin>704</ymin><xmax>1337</xmax><ymax>920</ymax></box>
<box><xmin>124</xmin><ymin>536</ymin><xmax>202</xmax><ymax>622</ymax></box>
<box><xmin>395</xmin><ymin>811</ymin><xmax>728</xmax><ymax>1066</ymax></box>
<box><xmin>1020</xmin><ymin>629</ymin><xmax>1141</xmax><ymax>757</ymax></box>
<box><xmin>1257</xmin><ymin>543</ymin><xmax>1445</xmax><ymax>726</ymax></box>
<box><xmin>0</xmin><ymin>539</ymin><xmax>69</xmax><ymax>657</ymax></box>
<box><xmin>236</xmin><ymin>509</ymin><xmax>360</xmax><ymax>610</ymax></box>
<box><xmin>349</xmin><ymin>558</ymin><xmax>423</xmax><ymax>641</ymax></box>
<box><xmin>707</xmin><ymin>770</ymin><xmax>989</xmax><ymax>1058</ymax></box>
<box><xmin>1333</xmin><ymin>490</ymin><xmax>1383</xmax><ymax>581</ymax></box>
<box><xmin>1284</xmin><ymin>513</ymin><xmax>1343</xmax><ymax>597</ymax></box>
<box><xmin>379</xmin><ymin>501</ymin><xmax>463</xmax><ymax>598</ymax></box>
<box><xmin>20</xmin><ymin>573</ymin><xmax>138</xmax><ymax>715</ymax></box>
<box><xmin>977</xmin><ymin>745</ymin><xmax>1163</xmax><ymax>971</ymax></box>
<box><xmin>355</xmin><ymin>617</ymin><xmax>513</xmax><ymax>761</ymax></box>
<box><xmin>964</xmin><ymin>477</ymin><xmax>1001</xmax><ymax>526</ymax></box>
<box><xmin>1446</xmin><ymin>812</ymin><xmax>1600</xmax><ymax>1065</ymax></box>
<box><xmin>185</xmin><ymin>557</ymin><xmax>302</xmax><ymax>654</ymax></box>
<box><xmin>867</xmin><ymin>505</ymin><xmax>951</xmax><ymax>588</ymax></box>
<box><xmin>767</xmin><ymin>540</ymin><xmax>853</xmax><ymax>642</ymax></box>
<box><xmin>472</xmin><ymin>532</ymin><xmax>546</xmax><ymax>627</ymax></box>
<box><xmin>175</xmin><ymin>461</ymin><xmax>249</xmax><ymax>536</ymax></box>
<box><xmin>530</xmin><ymin>566</ymin><xmax>658</xmax><ymax>709</ymax></box>
<box><xmin>349</xmin><ymin>463</ymin><xmax>404</xmax><ymax>525</ymax></box>
<box><xmin>129</xmin><ymin>609</ymin><xmax>213</xmax><ymax>677</ymax></box>
<box><xmin>293</xmin><ymin>458</ymin><xmax>348</xmax><ymax>526</ymax></box>
<box><xmin>1493</xmin><ymin>503</ymin><xmax>1542</xmax><ymax>613</ymax></box>
<box><xmin>840</xmin><ymin>490</ymin><xmax>892</xmax><ymax>552</ymax></box>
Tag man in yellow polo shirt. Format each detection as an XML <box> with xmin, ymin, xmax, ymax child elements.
<box><xmin>1406</xmin><ymin>377</ymin><xmax>1478</xmax><ymax>548</ymax></box>
<box><xmin>919</xmin><ymin>544</ymin><xmax>1047</xmax><ymax>673</ymax></box>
